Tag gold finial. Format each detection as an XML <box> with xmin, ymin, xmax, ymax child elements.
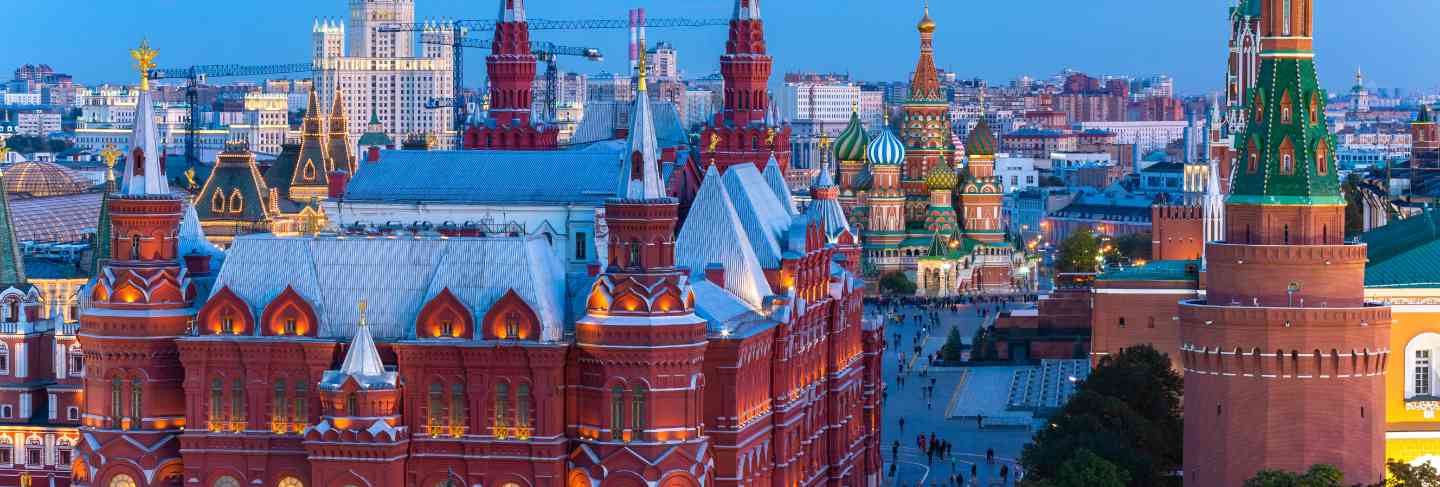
<box><xmin>636</xmin><ymin>37</ymin><xmax>649</xmax><ymax>94</ymax></box>
<box><xmin>918</xmin><ymin>0</ymin><xmax>936</xmax><ymax>33</ymax></box>
<box><xmin>766</xmin><ymin>127</ymin><xmax>777</xmax><ymax>145</ymax></box>
<box><xmin>100</xmin><ymin>144</ymin><xmax>121</xmax><ymax>169</ymax></box>
<box><xmin>852</xmin><ymin>99</ymin><xmax>859</xmax><ymax>114</ymax></box>
<box><xmin>131</xmin><ymin>39</ymin><xmax>159</xmax><ymax>91</ymax></box>
<box><xmin>184</xmin><ymin>167</ymin><xmax>197</xmax><ymax>190</ymax></box>
<box><xmin>0</xmin><ymin>145</ymin><xmax>9</xmax><ymax>162</ymax></box>
<box><xmin>707</xmin><ymin>132</ymin><xmax>720</xmax><ymax>152</ymax></box>
<box><xmin>358</xmin><ymin>300</ymin><xmax>369</xmax><ymax>328</ymax></box>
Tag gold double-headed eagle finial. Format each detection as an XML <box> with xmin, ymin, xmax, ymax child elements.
<box><xmin>358</xmin><ymin>300</ymin><xmax>369</xmax><ymax>328</ymax></box>
<box><xmin>100</xmin><ymin>144</ymin><xmax>122</xmax><ymax>183</ymax></box>
<box><xmin>131</xmin><ymin>39</ymin><xmax>159</xmax><ymax>91</ymax></box>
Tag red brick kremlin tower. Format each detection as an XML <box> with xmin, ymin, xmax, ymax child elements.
<box><xmin>568</xmin><ymin>53</ymin><xmax>711</xmax><ymax>487</ymax></box>
<box><xmin>77</xmin><ymin>41</ymin><xmax>194</xmax><ymax>487</ymax></box>
<box><xmin>900</xmin><ymin>4</ymin><xmax>953</xmax><ymax>224</ymax></box>
<box><xmin>698</xmin><ymin>0</ymin><xmax>792</xmax><ymax>176</ymax></box>
<box><xmin>463</xmin><ymin>0</ymin><xmax>560</xmax><ymax>150</ymax></box>
<box><xmin>1179</xmin><ymin>1</ymin><xmax>1389</xmax><ymax>484</ymax></box>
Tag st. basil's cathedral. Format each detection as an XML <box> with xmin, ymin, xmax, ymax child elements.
<box><xmin>833</xmin><ymin>7</ymin><xmax>1023</xmax><ymax>297</ymax></box>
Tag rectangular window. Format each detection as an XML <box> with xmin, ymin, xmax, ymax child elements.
<box><xmin>26</xmin><ymin>448</ymin><xmax>39</xmax><ymax>466</ymax></box>
<box><xmin>1417</xmin><ymin>350</ymin><xmax>1432</xmax><ymax>396</ymax></box>
<box><xmin>576</xmin><ymin>233</ymin><xmax>587</xmax><ymax>260</ymax></box>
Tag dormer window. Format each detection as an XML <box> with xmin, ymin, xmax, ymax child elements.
<box><xmin>440</xmin><ymin>320</ymin><xmax>454</xmax><ymax>338</ymax></box>
<box><xmin>284</xmin><ymin>318</ymin><xmax>297</xmax><ymax>336</ymax></box>
<box><xmin>504</xmin><ymin>313</ymin><xmax>520</xmax><ymax>340</ymax></box>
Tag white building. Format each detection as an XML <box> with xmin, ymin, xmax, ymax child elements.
<box><xmin>995</xmin><ymin>155</ymin><xmax>1041</xmax><ymax>193</ymax></box>
<box><xmin>779</xmin><ymin>81</ymin><xmax>859</xmax><ymax>127</ymax></box>
<box><xmin>1077</xmin><ymin>120</ymin><xmax>1189</xmax><ymax>155</ymax></box>
<box><xmin>647</xmin><ymin>42</ymin><xmax>679</xmax><ymax>81</ymax></box>
<box><xmin>684</xmin><ymin>89</ymin><xmax>716</xmax><ymax>129</ymax></box>
<box><xmin>3</xmin><ymin>92</ymin><xmax>42</xmax><ymax>106</ymax></box>
<box><xmin>312</xmin><ymin>0</ymin><xmax>454</xmax><ymax>148</ymax></box>
<box><xmin>16</xmin><ymin>111</ymin><xmax>61</xmax><ymax>136</ymax></box>
<box><xmin>224</xmin><ymin>93</ymin><xmax>291</xmax><ymax>156</ymax></box>
<box><xmin>586</xmin><ymin>73</ymin><xmax>632</xmax><ymax>104</ymax></box>
<box><xmin>859</xmin><ymin>90</ymin><xmax>885</xmax><ymax>129</ymax></box>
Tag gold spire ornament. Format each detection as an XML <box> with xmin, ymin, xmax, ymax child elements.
<box><xmin>131</xmin><ymin>39</ymin><xmax>159</xmax><ymax>91</ymax></box>
<box><xmin>358</xmin><ymin>300</ymin><xmax>369</xmax><ymax>327</ymax></box>
<box><xmin>708</xmin><ymin>132</ymin><xmax>720</xmax><ymax>152</ymax></box>
<box><xmin>184</xmin><ymin>167</ymin><xmax>197</xmax><ymax>190</ymax></box>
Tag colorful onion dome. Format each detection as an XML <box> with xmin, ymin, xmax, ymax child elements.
<box><xmin>867</xmin><ymin>127</ymin><xmax>906</xmax><ymax>166</ymax></box>
<box><xmin>833</xmin><ymin>110</ymin><xmax>869</xmax><ymax>162</ymax></box>
<box><xmin>966</xmin><ymin>118</ymin><xmax>997</xmax><ymax>157</ymax></box>
<box><xmin>925</xmin><ymin>163</ymin><xmax>957</xmax><ymax>191</ymax></box>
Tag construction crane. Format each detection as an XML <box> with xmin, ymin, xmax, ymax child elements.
<box><xmin>148</xmin><ymin>63</ymin><xmax>311</xmax><ymax>172</ymax></box>
<box><xmin>379</xmin><ymin>13</ymin><xmax>727</xmax><ymax>139</ymax></box>
<box><xmin>419</xmin><ymin>36</ymin><xmax>602</xmax><ymax>123</ymax></box>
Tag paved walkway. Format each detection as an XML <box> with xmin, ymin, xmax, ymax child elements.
<box><xmin>873</xmin><ymin>299</ymin><xmax>1032</xmax><ymax>487</ymax></box>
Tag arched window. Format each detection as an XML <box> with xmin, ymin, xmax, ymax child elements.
<box><xmin>494</xmin><ymin>383</ymin><xmax>510</xmax><ymax>428</ymax></box>
<box><xmin>209</xmin><ymin>378</ymin><xmax>223</xmax><ymax>429</ymax></box>
<box><xmin>632</xmin><ymin>386</ymin><xmax>648</xmax><ymax>433</ymax></box>
<box><xmin>273</xmin><ymin>379</ymin><xmax>288</xmax><ymax>432</ymax></box>
<box><xmin>293</xmin><ymin>382</ymin><xmax>307</xmax><ymax>425</ymax></box>
<box><xmin>229</xmin><ymin>189</ymin><xmax>243</xmax><ymax>214</ymax></box>
<box><xmin>1281</xmin><ymin>153</ymin><xmax>1294</xmax><ymax>175</ymax></box>
<box><xmin>516</xmin><ymin>383</ymin><xmax>530</xmax><ymax>430</ymax></box>
<box><xmin>1316</xmin><ymin>140</ymin><xmax>1329</xmax><ymax>175</ymax></box>
<box><xmin>451</xmin><ymin>383</ymin><xmax>467</xmax><ymax>433</ymax></box>
<box><xmin>1406</xmin><ymin>333</ymin><xmax>1440</xmax><ymax>400</ymax></box>
<box><xmin>230</xmin><ymin>379</ymin><xmax>244</xmax><ymax>427</ymax></box>
<box><xmin>213</xmin><ymin>476</ymin><xmax>241</xmax><ymax>487</ymax></box>
<box><xmin>611</xmin><ymin>385</ymin><xmax>625</xmax><ymax>441</ymax></box>
<box><xmin>1247</xmin><ymin>141</ymin><xmax>1259</xmax><ymax>174</ymax></box>
<box><xmin>1310</xmin><ymin>93</ymin><xmax>1320</xmax><ymax>124</ymax></box>
<box><xmin>302</xmin><ymin>159</ymin><xmax>316</xmax><ymax>180</ymax></box>
<box><xmin>130</xmin><ymin>378</ymin><xmax>143</xmax><ymax>423</ymax></box>
<box><xmin>428</xmin><ymin>383</ymin><xmax>445</xmax><ymax>430</ymax></box>
<box><xmin>112</xmin><ymin>377</ymin><xmax>125</xmax><ymax>422</ymax></box>
<box><xmin>211</xmin><ymin>191</ymin><xmax>225</xmax><ymax>212</ymax></box>
<box><xmin>504</xmin><ymin>312</ymin><xmax>520</xmax><ymax>340</ymax></box>
<box><xmin>628</xmin><ymin>240</ymin><xmax>642</xmax><ymax>268</ymax></box>
<box><xmin>284</xmin><ymin>318</ymin><xmax>298</xmax><ymax>336</ymax></box>
<box><xmin>129</xmin><ymin>235</ymin><xmax>141</xmax><ymax>260</ymax></box>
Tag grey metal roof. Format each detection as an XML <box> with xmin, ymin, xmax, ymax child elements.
<box><xmin>211</xmin><ymin>234</ymin><xmax>566</xmax><ymax>341</ymax></box>
<box><xmin>343</xmin><ymin>150</ymin><xmax>624</xmax><ymax>205</ymax></box>
<box><xmin>571</xmin><ymin>100</ymin><xmax>688</xmax><ymax>149</ymax></box>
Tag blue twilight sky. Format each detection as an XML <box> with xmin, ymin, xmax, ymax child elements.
<box><xmin>1</xmin><ymin>0</ymin><xmax>1435</xmax><ymax>95</ymax></box>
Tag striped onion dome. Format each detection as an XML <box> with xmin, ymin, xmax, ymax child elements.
<box><xmin>832</xmin><ymin>110</ymin><xmax>869</xmax><ymax>162</ymax></box>
<box><xmin>866</xmin><ymin>127</ymin><xmax>906</xmax><ymax>166</ymax></box>
<box><xmin>925</xmin><ymin>164</ymin><xmax>957</xmax><ymax>190</ymax></box>
<box><xmin>966</xmin><ymin>118</ymin><xmax>997</xmax><ymax>157</ymax></box>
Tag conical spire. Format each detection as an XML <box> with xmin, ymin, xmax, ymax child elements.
<box><xmin>500</xmin><ymin>0</ymin><xmax>526</xmax><ymax>22</ymax></box>
<box><xmin>339</xmin><ymin>301</ymin><xmax>386</xmax><ymax>380</ymax></box>
<box><xmin>302</xmin><ymin>87</ymin><xmax>324</xmax><ymax>136</ymax></box>
<box><xmin>735</xmin><ymin>0</ymin><xmax>761</xmax><ymax>20</ymax></box>
<box><xmin>327</xmin><ymin>89</ymin><xmax>354</xmax><ymax>174</ymax></box>
<box><xmin>908</xmin><ymin>3</ymin><xmax>942</xmax><ymax>101</ymax></box>
<box><xmin>124</xmin><ymin>40</ymin><xmax>168</xmax><ymax>196</ymax></box>
<box><xmin>621</xmin><ymin>34</ymin><xmax>664</xmax><ymax>200</ymax></box>
<box><xmin>0</xmin><ymin>170</ymin><xmax>27</xmax><ymax>287</ymax></box>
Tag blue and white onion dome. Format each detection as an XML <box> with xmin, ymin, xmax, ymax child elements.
<box><xmin>866</xmin><ymin>127</ymin><xmax>906</xmax><ymax>166</ymax></box>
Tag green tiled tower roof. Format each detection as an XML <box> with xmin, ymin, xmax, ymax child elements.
<box><xmin>965</xmin><ymin>119</ymin><xmax>997</xmax><ymax>157</ymax></box>
<box><xmin>833</xmin><ymin>110</ymin><xmax>869</xmax><ymax>163</ymax></box>
<box><xmin>1227</xmin><ymin>50</ymin><xmax>1343</xmax><ymax>205</ymax></box>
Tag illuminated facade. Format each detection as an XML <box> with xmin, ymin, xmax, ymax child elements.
<box><xmin>74</xmin><ymin>41</ymin><xmax>883</xmax><ymax>487</ymax></box>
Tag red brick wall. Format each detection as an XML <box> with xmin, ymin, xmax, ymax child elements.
<box><xmin>1090</xmin><ymin>280</ymin><xmax>1198</xmax><ymax>371</ymax></box>
<box><xmin>1151</xmin><ymin>205</ymin><xmax>1204</xmax><ymax>261</ymax></box>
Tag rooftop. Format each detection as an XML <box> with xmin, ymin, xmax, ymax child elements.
<box><xmin>343</xmin><ymin>150</ymin><xmax>625</xmax><ymax>205</ymax></box>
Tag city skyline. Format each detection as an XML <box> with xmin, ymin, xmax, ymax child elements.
<box><xmin>4</xmin><ymin>0</ymin><xmax>1435</xmax><ymax>95</ymax></box>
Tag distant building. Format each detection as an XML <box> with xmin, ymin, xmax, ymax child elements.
<box><xmin>312</xmin><ymin>0</ymin><xmax>454</xmax><ymax>146</ymax></box>
<box><xmin>15</xmin><ymin>111</ymin><xmax>60</xmax><ymax>137</ymax></box>
<box><xmin>1077</xmin><ymin>120</ymin><xmax>1189</xmax><ymax>155</ymax></box>
<box><xmin>646</xmin><ymin>41</ymin><xmax>679</xmax><ymax>80</ymax></box>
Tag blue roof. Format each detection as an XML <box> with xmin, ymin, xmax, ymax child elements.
<box><xmin>344</xmin><ymin>150</ymin><xmax>624</xmax><ymax>205</ymax></box>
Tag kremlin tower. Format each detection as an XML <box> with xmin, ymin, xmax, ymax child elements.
<box><xmin>698</xmin><ymin>0</ymin><xmax>792</xmax><ymax>176</ymax></box>
<box><xmin>900</xmin><ymin>4</ymin><xmax>953</xmax><ymax>224</ymax></box>
<box><xmin>1179</xmin><ymin>0</ymin><xmax>1389</xmax><ymax>484</ymax></box>
<box><xmin>568</xmin><ymin>48</ymin><xmax>711</xmax><ymax>487</ymax></box>
<box><xmin>77</xmin><ymin>41</ymin><xmax>195</xmax><ymax>487</ymax></box>
<box><xmin>463</xmin><ymin>0</ymin><xmax>560</xmax><ymax>150</ymax></box>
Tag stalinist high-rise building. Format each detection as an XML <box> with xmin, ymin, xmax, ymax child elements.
<box><xmin>313</xmin><ymin>0</ymin><xmax>454</xmax><ymax>147</ymax></box>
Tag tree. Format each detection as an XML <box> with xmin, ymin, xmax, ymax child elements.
<box><xmin>1046</xmin><ymin>449</ymin><xmax>1130</xmax><ymax>487</ymax></box>
<box><xmin>1040</xmin><ymin>175</ymin><xmax>1066</xmax><ymax>187</ymax></box>
<box><xmin>878</xmin><ymin>272</ymin><xmax>916</xmax><ymax>295</ymax></box>
<box><xmin>1376</xmin><ymin>460</ymin><xmax>1440</xmax><ymax>487</ymax></box>
<box><xmin>1111</xmin><ymin>231</ymin><xmax>1152</xmax><ymax>263</ymax></box>
<box><xmin>1055</xmin><ymin>229</ymin><xmax>1101</xmax><ymax>273</ymax></box>
<box><xmin>941</xmin><ymin>326</ymin><xmax>965</xmax><ymax>362</ymax></box>
<box><xmin>1243</xmin><ymin>464</ymin><xmax>1344</xmax><ymax>487</ymax></box>
<box><xmin>1021</xmin><ymin>345</ymin><xmax>1183</xmax><ymax>487</ymax></box>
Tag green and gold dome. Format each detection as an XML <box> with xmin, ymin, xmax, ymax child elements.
<box><xmin>925</xmin><ymin>163</ymin><xmax>958</xmax><ymax>191</ymax></box>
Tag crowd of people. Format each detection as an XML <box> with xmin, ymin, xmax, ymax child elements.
<box><xmin>867</xmin><ymin>293</ymin><xmax>1035</xmax><ymax>486</ymax></box>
